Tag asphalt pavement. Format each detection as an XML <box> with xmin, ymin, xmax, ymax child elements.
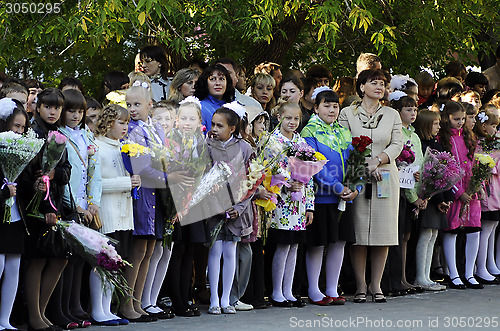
<box><xmin>81</xmin><ymin>284</ymin><xmax>500</xmax><ymax>331</ymax></box>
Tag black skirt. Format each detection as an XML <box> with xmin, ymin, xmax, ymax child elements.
<box><xmin>419</xmin><ymin>202</ymin><xmax>448</xmax><ymax>230</ymax></box>
<box><xmin>306</xmin><ymin>202</ymin><xmax>355</xmax><ymax>247</ymax></box>
<box><xmin>267</xmin><ymin>228</ymin><xmax>306</xmax><ymax>245</ymax></box>
<box><xmin>481</xmin><ymin>210</ymin><xmax>500</xmax><ymax>222</ymax></box>
<box><xmin>0</xmin><ymin>220</ymin><xmax>25</xmax><ymax>254</ymax></box>
<box><xmin>107</xmin><ymin>230</ymin><xmax>133</xmax><ymax>261</ymax></box>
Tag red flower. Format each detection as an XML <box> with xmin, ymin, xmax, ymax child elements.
<box><xmin>352</xmin><ymin>135</ymin><xmax>372</xmax><ymax>152</ymax></box>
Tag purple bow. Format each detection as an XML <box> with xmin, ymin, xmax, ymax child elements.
<box><xmin>1</xmin><ymin>178</ymin><xmax>16</xmax><ymax>190</ymax></box>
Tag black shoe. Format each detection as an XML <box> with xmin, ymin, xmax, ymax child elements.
<box><xmin>118</xmin><ymin>313</ymin><xmax>154</xmax><ymax>323</ymax></box>
<box><xmin>464</xmin><ymin>277</ymin><xmax>484</xmax><ymax>289</ymax></box>
<box><xmin>251</xmin><ymin>301</ymin><xmax>268</xmax><ymax>309</ymax></box>
<box><xmin>270</xmin><ymin>298</ymin><xmax>293</xmax><ymax>307</ymax></box>
<box><xmin>475</xmin><ymin>275</ymin><xmax>500</xmax><ymax>285</ymax></box>
<box><xmin>353</xmin><ymin>293</ymin><xmax>366</xmax><ymax>303</ymax></box>
<box><xmin>173</xmin><ymin>308</ymin><xmax>195</xmax><ymax>317</ymax></box>
<box><xmin>188</xmin><ymin>305</ymin><xmax>201</xmax><ymax>316</ymax></box>
<box><xmin>448</xmin><ymin>276</ymin><xmax>466</xmax><ymax>289</ymax></box>
<box><xmin>290</xmin><ymin>296</ymin><xmax>306</xmax><ymax>307</ymax></box>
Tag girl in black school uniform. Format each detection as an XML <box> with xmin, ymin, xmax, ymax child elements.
<box><xmin>18</xmin><ymin>88</ymin><xmax>72</xmax><ymax>331</ymax></box>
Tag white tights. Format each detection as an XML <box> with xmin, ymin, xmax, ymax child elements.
<box><xmin>476</xmin><ymin>221</ymin><xmax>499</xmax><ymax>280</ymax></box>
<box><xmin>89</xmin><ymin>269</ymin><xmax>118</xmax><ymax>322</ymax></box>
<box><xmin>0</xmin><ymin>254</ymin><xmax>20</xmax><ymax>329</ymax></box>
<box><xmin>208</xmin><ymin>240</ymin><xmax>237</xmax><ymax>308</ymax></box>
<box><xmin>415</xmin><ymin>228</ymin><xmax>438</xmax><ymax>285</ymax></box>
<box><xmin>271</xmin><ymin>244</ymin><xmax>298</xmax><ymax>302</ymax></box>
<box><xmin>306</xmin><ymin>242</ymin><xmax>345</xmax><ymax>301</ymax></box>
<box><xmin>142</xmin><ymin>242</ymin><xmax>172</xmax><ymax>313</ymax></box>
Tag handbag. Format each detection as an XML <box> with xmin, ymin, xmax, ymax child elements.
<box><xmin>36</xmin><ymin>224</ymin><xmax>68</xmax><ymax>258</ymax></box>
<box><xmin>88</xmin><ymin>213</ymin><xmax>103</xmax><ymax>231</ymax></box>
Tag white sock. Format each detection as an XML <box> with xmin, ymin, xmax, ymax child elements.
<box><xmin>324</xmin><ymin>242</ymin><xmax>345</xmax><ymax>298</ymax></box>
<box><xmin>141</xmin><ymin>241</ymin><xmax>163</xmax><ymax>311</ymax></box>
<box><xmin>425</xmin><ymin>230</ymin><xmax>439</xmax><ymax>284</ymax></box>
<box><xmin>465</xmin><ymin>232</ymin><xmax>480</xmax><ymax>284</ymax></box>
<box><xmin>415</xmin><ymin>229</ymin><xmax>432</xmax><ymax>285</ymax></box>
<box><xmin>221</xmin><ymin>241</ymin><xmax>237</xmax><ymax>308</ymax></box>
<box><xmin>496</xmin><ymin>229</ymin><xmax>500</xmax><ymax>271</ymax></box>
<box><xmin>102</xmin><ymin>280</ymin><xmax>118</xmax><ymax>320</ymax></box>
<box><xmin>208</xmin><ymin>241</ymin><xmax>223</xmax><ymax>308</ymax></box>
<box><xmin>271</xmin><ymin>244</ymin><xmax>290</xmax><ymax>302</ymax></box>
<box><xmin>283</xmin><ymin>244</ymin><xmax>298</xmax><ymax>302</ymax></box>
<box><xmin>443</xmin><ymin>233</ymin><xmax>462</xmax><ymax>284</ymax></box>
<box><xmin>487</xmin><ymin>222</ymin><xmax>500</xmax><ymax>274</ymax></box>
<box><xmin>306</xmin><ymin>246</ymin><xmax>325</xmax><ymax>301</ymax></box>
<box><xmin>476</xmin><ymin>221</ymin><xmax>496</xmax><ymax>280</ymax></box>
<box><xmin>150</xmin><ymin>245</ymin><xmax>171</xmax><ymax>312</ymax></box>
<box><xmin>0</xmin><ymin>255</ymin><xmax>20</xmax><ymax>329</ymax></box>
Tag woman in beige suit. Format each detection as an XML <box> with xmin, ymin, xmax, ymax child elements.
<box><xmin>338</xmin><ymin>69</ymin><xmax>403</xmax><ymax>303</ymax></box>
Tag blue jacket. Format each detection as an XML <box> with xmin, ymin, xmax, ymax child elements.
<box><xmin>301</xmin><ymin>115</ymin><xmax>362</xmax><ymax>204</ymax></box>
<box><xmin>201</xmin><ymin>95</ymin><xmax>225</xmax><ymax>132</ymax></box>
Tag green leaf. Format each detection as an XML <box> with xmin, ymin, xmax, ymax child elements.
<box><xmin>138</xmin><ymin>12</ymin><xmax>146</xmax><ymax>25</ymax></box>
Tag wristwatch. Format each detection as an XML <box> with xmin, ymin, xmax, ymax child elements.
<box><xmin>376</xmin><ymin>156</ymin><xmax>382</xmax><ymax>165</ymax></box>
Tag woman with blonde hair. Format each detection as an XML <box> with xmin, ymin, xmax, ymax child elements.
<box><xmin>168</xmin><ymin>68</ymin><xmax>200</xmax><ymax>104</ymax></box>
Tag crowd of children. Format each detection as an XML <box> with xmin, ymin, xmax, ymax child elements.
<box><xmin>0</xmin><ymin>45</ymin><xmax>500</xmax><ymax>330</ymax></box>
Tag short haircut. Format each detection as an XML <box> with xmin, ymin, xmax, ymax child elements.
<box><xmin>140</xmin><ymin>45</ymin><xmax>169</xmax><ymax>78</ymax></box>
<box><xmin>254</xmin><ymin>62</ymin><xmax>281</xmax><ymax>76</ymax></box>
<box><xmin>279</xmin><ymin>74</ymin><xmax>304</xmax><ymax>92</ymax></box>
<box><xmin>24</xmin><ymin>79</ymin><xmax>45</xmax><ymax>90</ymax></box>
<box><xmin>0</xmin><ymin>82</ymin><xmax>28</xmax><ymax>98</ymax></box>
<box><xmin>355</xmin><ymin>69</ymin><xmax>388</xmax><ymax>97</ymax></box>
<box><xmin>445</xmin><ymin>61</ymin><xmax>466</xmax><ymax>79</ymax></box>
<box><xmin>356</xmin><ymin>53</ymin><xmax>381</xmax><ymax>73</ymax></box>
<box><xmin>305</xmin><ymin>65</ymin><xmax>332</xmax><ymax>81</ymax></box>
<box><xmin>415</xmin><ymin>71</ymin><xmax>435</xmax><ymax>88</ymax></box>
<box><xmin>314</xmin><ymin>90</ymin><xmax>339</xmax><ymax>106</ymax></box>
<box><xmin>464</xmin><ymin>72</ymin><xmax>489</xmax><ymax>88</ymax></box>
<box><xmin>59</xmin><ymin>77</ymin><xmax>85</xmax><ymax>94</ymax></box>
<box><xmin>85</xmin><ymin>96</ymin><xmax>102</xmax><ymax>110</ymax></box>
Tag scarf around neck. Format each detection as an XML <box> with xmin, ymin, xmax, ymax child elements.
<box><xmin>352</xmin><ymin>101</ymin><xmax>384</xmax><ymax>129</ymax></box>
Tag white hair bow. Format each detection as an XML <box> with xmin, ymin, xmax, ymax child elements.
<box><xmin>223</xmin><ymin>101</ymin><xmax>246</xmax><ymax>119</ymax></box>
<box><xmin>132</xmin><ymin>81</ymin><xmax>150</xmax><ymax>89</ymax></box>
<box><xmin>388</xmin><ymin>91</ymin><xmax>407</xmax><ymax>102</ymax></box>
<box><xmin>179</xmin><ymin>96</ymin><xmax>202</xmax><ymax>109</ymax></box>
<box><xmin>311</xmin><ymin>86</ymin><xmax>333</xmax><ymax>101</ymax></box>
<box><xmin>478</xmin><ymin>112</ymin><xmax>489</xmax><ymax>123</ymax></box>
<box><xmin>0</xmin><ymin>98</ymin><xmax>16</xmax><ymax>120</ymax></box>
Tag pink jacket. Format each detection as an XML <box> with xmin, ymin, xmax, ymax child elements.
<box><xmin>444</xmin><ymin>128</ymin><xmax>481</xmax><ymax>230</ymax></box>
<box><xmin>481</xmin><ymin>149</ymin><xmax>500</xmax><ymax>212</ymax></box>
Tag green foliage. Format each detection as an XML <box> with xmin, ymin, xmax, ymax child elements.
<box><xmin>0</xmin><ymin>0</ymin><xmax>499</xmax><ymax>95</ymax></box>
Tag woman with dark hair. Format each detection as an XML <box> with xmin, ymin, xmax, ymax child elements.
<box><xmin>338</xmin><ymin>69</ymin><xmax>403</xmax><ymax>303</ymax></box>
<box><xmin>140</xmin><ymin>45</ymin><xmax>171</xmax><ymax>101</ymax></box>
<box><xmin>465</xmin><ymin>72</ymin><xmax>489</xmax><ymax>99</ymax></box>
<box><xmin>194</xmin><ymin>64</ymin><xmax>235</xmax><ymax>132</ymax></box>
<box><xmin>98</xmin><ymin>71</ymin><xmax>130</xmax><ymax>103</ymax></box>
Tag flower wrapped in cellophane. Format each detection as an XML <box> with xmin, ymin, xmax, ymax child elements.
<box><xmin>255</xmin><ymin>163</ymin><xmax>290</xmax><ymax>212</ymax></box>
<box><xmin>120</xmin><ymin>142</ymin><xmax>150</xmax><ymax>200</ymax></box>
<box><xmin>396</xmin><ymin>140</ymin><xmax>415</xmax><ymax>169</ymax></box>
<box><xmin>460</xmin><ymin>153</ymin><xmax>496</xmax><ymax>217</ymax></box>
<box><xmin>285</xmin><ymin>141</ymin><xmax>328</xmax><ymax>201</ymax></box>
<box><xmin>27</xmin><ymin>131</ymin><xmax>68</xmax><ymax>219</ymax></box>
<box><xmin>187</xmin><ymin>161</ymin><xmax>233</xmax><ymax>209</ymax></box>
<box><xmin>416</xmin><ymin>148</ymin><xmax>463</xmax><ymax>201</ymax></box>
<box><xmin>0</xmin><ymin>129</ymin><xmax>45</xmax><ymax>222</ymax></box>
<box><xmin>56</xmin><ymin>220</ymin><xmax>132</xmax><ymax>297</ymax></box>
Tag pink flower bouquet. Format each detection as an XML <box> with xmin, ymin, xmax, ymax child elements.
<box><xmin>57</xmin><ymin>220</ymin><xmax>132</xmax><ymax>297</ymax></box>
<box><xmin>288</xmin><ymin>155</ymin><xmax>328</xmax><ymax>201</ymax></box>
<box><xmin>416</xmin><ymin>148</ymin><xmax>463</xmax><ymax>200</ymax></box>
<box><xmin>27</xmin><ymin>130</ymin><xmax>68</xmax><ymax>218</ymax></box>
<box><xmin>396</xmin><ymin>140</ymin><xmax>415</xmax><ymax>169</ymax></box>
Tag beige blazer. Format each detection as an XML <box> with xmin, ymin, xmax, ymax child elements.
<box><xmin>339</xmin><ymin>103</ymin><xmax>403</xmax><ymax>246</ymax></box>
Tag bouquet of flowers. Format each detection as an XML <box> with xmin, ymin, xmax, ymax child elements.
<box><xmin>396</xmin><ymin>140</ymin><xmax>415</xmax><ymax>169</ymax></box>
<box><xmin>86</xmin><ymin>140</ymin><xmax>102</xmax><ymax>230</ymax></box>
<box><xmin>56</xmin><ymin>220</ymin><xmax>132</xmax><ymax>297</ymax></box>
<box><xmin>255</xmin><ymin>164</ymin><xmax>290</xmax><ymax>212</ymax></box>
<box><xmin>27</xmin><ymin>131</ymin><xmax>68</xmax><ymax>219</ymax></box>
<box><xmin>286</xmin><ymin>141</ymin><xmax>328</xmax><ymax>201</ymax></box>
<box><xmin>187</xmin><ymin>161</ymin><xmax>233</xmax><ymax>209</ymax></box>
<box><xmin>460</xmin><ymin>153</ymin><xmax>496</xmax><ymax>217</ymax></box>
<box><xmin>0</xmin><ymin>130</ymin><xmax>45</xmax><ymax>223</ymax></box>
<box><xmin>120</xmin><ymin>142</ymin><xmax>150</xmax><ymax>199</ymax></box>
<box><xmin>479</xmin><ymin>134</ymin><xmax>500</xmax><ymax>153</ymax></box>
<box><xmin>341</xmin><ymin>135</ymin><xmax>373</xmax><ymax>212</ymax></box>
<box><xmin>416</xmin><ymin>149</ymin><xmax>463</xmax><ymax>200</ymax></box>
